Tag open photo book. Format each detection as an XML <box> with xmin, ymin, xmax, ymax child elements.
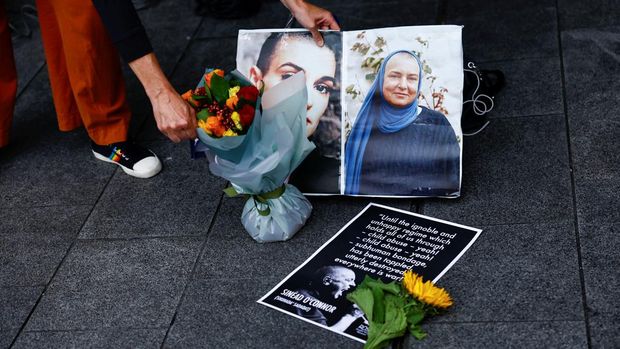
<box><xmin>236</xmin><ymin>25</ymin><xmax>464</xmax><ymax>198</ymax></box>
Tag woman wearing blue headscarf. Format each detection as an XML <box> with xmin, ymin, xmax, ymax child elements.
<box><xmin>344</xmin><ymin>50</ymin><xmax>460</xmax><ymax>196</ymax></box>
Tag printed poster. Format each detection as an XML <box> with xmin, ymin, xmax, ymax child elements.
<box><xmin>257</xmin><ymin>203</ymin><xmax>481</xmax><ymax>343</ymax></box>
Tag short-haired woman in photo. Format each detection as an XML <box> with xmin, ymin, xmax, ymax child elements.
<box><xmin>345</xmin><ymin>50</ymin><xmax>460</xmax><ymax>196</ymax></box>
<box><xmin>250</xmin><ymin>32</ymin><xmax>341</xmax><ymax>194</ymax></box>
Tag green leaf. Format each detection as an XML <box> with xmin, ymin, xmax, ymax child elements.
<box><xmin>223</xmin><ymin>187</ymin><xmax>239</xmax><ymax>197</ymax></box>
<box><xmin>359</xmin><ymin>44</ymin><xmax>371</xmax><ymax>55</ymax></box>
<box><xmin>361</xmin><ymin>57</ymin><xmax>375</xmax><ymax>68</ymax></box>
<box><xmin>409</xmin><ymin>324</ymin><xmax>427</xmax><ymax>340</ymax></box>
<box><xmin>362</xmin><ymin>276</ymin><xmax>402</xmax><ymax>295</ymax></box>
<box><xmin>347</xmin><ymin>287</ymin><xmax>375</xmax><ymax>321</ymax></box>
<box><xmin>210</xmin><ymin>74</ymin><xmax>230</xmax><ymax>103</ymax></box>
<box><xmin>365</xmin><ymin>304</ymin><xmax>407</xmax><ymax>349</ymax></box>
<box><xmin>203</xmin><ymin>85</ymin><xmax>213</xmax><ymax>103</ymax></box>
<box><xmin>405</xmin><ymin>307</ymin><xmax>425</xmax><ymax>326</ymax></box>
<box><xmin>374</xmin><ymin>36</ymin><xmax>386</xmax><ymax>48</ymax></box>
<box><xmin>371</xmin><ymin>286</ymin><xmax>385</xmax><ymax>323</ymax></box>
<box><xmin>423</xmin><ymin>64</ymin><xmax>432</xmax><ymax>75</ymax></box>
<box><xmin>371</xmin><ymin>58</ymin><xmax>384</xmax><ymax>70</ymax></box>
<box><xmin>196</xmin><ymin>109</ymin><xmax>211</xmax><ymax>121</ymax></box>
<box><xmin>365</xmin><ymin>73</ymin><xmax>377</xmax><ymax>82</ymax></box>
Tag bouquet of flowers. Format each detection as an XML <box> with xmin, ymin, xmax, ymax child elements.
<box><xmin>184</xmin><ymin>68</ymin><xmax>315</xmax><ymax>242</ymax></box>
<box><xmin>347</xmin><ymin>270</ymin><xmax>453</xmax><ymax>349</ymax></box>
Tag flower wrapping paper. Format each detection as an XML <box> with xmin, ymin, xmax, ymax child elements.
<box><xmin>193</xmin><ymin>70</ymin><xmax>316</xmax><ymax>242</ymax></box>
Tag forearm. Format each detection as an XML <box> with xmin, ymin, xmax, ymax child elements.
<box><xmin>128</xmin><ymin>53</ymin><xmax>172</xmax><ymax>99</ymax></box>
<box><xmin>280</xmin><ymin>0</ymin><xmax>305</xmax><ymax>13</ymax></box>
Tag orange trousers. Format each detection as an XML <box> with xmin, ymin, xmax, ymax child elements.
<box><xmin>0</xmin><ymin>0</ymin><xmax>131</xmax><ymax>148</ymax></box>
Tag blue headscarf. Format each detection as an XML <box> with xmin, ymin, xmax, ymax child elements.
<box><xmin>344</xmin><ymin>50</ymin><xmax>423</xmax><ymax>195</ymax></box>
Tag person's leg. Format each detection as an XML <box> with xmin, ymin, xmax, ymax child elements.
<box><xmin>37</xmin><ymin>0</ymin><xmax>160</xmax><ymax>178</ymax></box>
<box><xmin>0</xmin><ymin>3</ymin><xmax>18</xmax><ymax>148</ymax></box>
<box><xmin>40</xmin><ymin>0</ymin><xmax>130</xmax><ymax>145</ymax></box>
<box><xmin>35</xmin><ymin>0</ymin><xmax>83</xmax><ymax>132</ymax></box>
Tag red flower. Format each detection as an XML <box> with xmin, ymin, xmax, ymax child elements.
<box><xmin>238</xmin><ymin>104</ymin><xmax>255</xmax><ymax>128</ymax></box>
<box><xmin>237</xmin><ymin>86</ymin><xmax>259</xmax><ymax>102</ymax></box>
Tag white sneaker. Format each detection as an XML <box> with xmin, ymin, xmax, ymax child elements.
<box><xmin>91</xmin><ymin>141</ymin><xmax>162</xmax><ymax>178</ymax></box>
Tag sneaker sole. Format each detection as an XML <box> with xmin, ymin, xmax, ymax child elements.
<box><xmin>92</xmin><ymin>151</ymin><xmax>162</xmax><ymax>179</ymax></box>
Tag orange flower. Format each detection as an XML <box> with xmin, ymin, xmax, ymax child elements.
<box><xmin>199</xmin><ymin>116</ymin><xmax>226</xmax><ymax>138</ymax></box>
<box><xmin>181</xmin><ymin>90</ymin><xmax>199</xmax><ymax>108</ymax></box>
<box><xmin>226</xmin><ymin>95</ymin><xmax>239</xmax><ymax>109</ymax></box>
<box><xmin>181</xmin><ymin>90</ymin><xmax>193</xmax><ymax>101</ymax></box>
<box><xmin>204</xmin><ymin>69</ymin><xmax>225</xmax><ymax>88</ymax></box>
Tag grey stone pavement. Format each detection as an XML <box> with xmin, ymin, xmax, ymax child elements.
<box><xmin>1</xmin><ymin>0</ymin><xmax>619</xmax><ymax>348</ymax></box>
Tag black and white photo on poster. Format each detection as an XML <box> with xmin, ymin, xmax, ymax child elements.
<box><xmin>258</xmin><ymin>203</ymin><xmax>482</xmax><ymax>343</ymax></box>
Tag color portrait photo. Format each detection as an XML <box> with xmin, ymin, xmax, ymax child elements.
<box><xmin>342</xmin><ymin>26</ymin><xmax>464</xmax><ymax>197</ymax></box>
<box><xmin>237</xmin><ymin>29</ymin><xmax>343</xmax><ymax>195</ymax></box>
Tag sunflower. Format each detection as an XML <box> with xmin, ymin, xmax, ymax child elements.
<box><xmin>402</xmin><ymin>270</ymin><xmax>453</xmax><ymax>309</ymax></box>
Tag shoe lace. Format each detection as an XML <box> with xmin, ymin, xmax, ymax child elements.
<box><xmin>463</xmin><ymin>62</ymin><xmax>495</xmax><ymax>116</ymax></box>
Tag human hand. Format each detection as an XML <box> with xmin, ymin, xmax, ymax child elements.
<box><xmin>282</xmin><ymin>0</ymin><xmax>340</xmax><ymax>46</ymax></box>
<box><xmin>128</xmin><ymin>53</ymin><xmax>198</xmax><ymax>143</ymax></box>
<box><xmin>150</xmin><ymin>87</ymin><xmax>197</xmax><ymax>143</ymax></box>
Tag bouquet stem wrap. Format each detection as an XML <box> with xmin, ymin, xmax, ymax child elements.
<box><xmin>195</xmin><ymin>70</ymin><xmax>315</xmax><ymax>242</ymax></box>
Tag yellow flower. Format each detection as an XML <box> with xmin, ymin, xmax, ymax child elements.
<box><xmin>229</xmin><ymin>85</ymin><xmax>240</xmax><ymax>98</ymax></box>
<box><xmin>197</xmin><ymin>119</ymin><xmax>211</xmax><ymax>135</ymax></box>
<box><xmin>231</xmin><ymin>111</ymin><xmax>242</xmax><ymax>129</ymax></box>
<box><xmin>402</xmin><ymin>270</ymin><xmax>453</xmax><ymax>309</ymax></box>
<box><xmin>223</xmin><ymin>129</ymin><xmax>238</xmax><ymax>137</ymax></box>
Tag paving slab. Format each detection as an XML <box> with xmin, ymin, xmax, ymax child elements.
<box><xmin>422</xmin><ymin>115</ymin><xmax>573</xmax><ymax>226</ymax></box>
<box><xmin>443</xmin><ymin>0</ymin><xmax>555</xmax><ymax>18</ymax></box>
<box><xmin>0</xmin><ymin>286</ymin><xmax>43</xmax><ymax>348</ymax></box>
<box><xmin>0</xmin><ymin>70</ymin><xmax>116</xmax><ymax>208</ymax></box>
<box><xmin>558</xmin><ymin>0</ymin><xmax>620</xmax><ymax>30</ymax></box>
<box><xmin>562</xmin><ymin>26</ymin><xmax>620</xmax><ymax>225</ymax></box>
<box><xmin>314</xmin><ymin>0</ymin><xmax>439</xmax><ymax>30</ymax></box>
<box><xmin>562</xmin><ymin>26</ymin><xmax>620</xmax><ymax>86</ymax></box>
<box><xmin>79</xmin><ymin>141</ymin><xmax>226</xmax><ymax>239</ymax></box>
<box><xmin>580</xmin><ymin>222</ymin><xmax>620</xmax><ymax>322</ymax></box>
<box><xmin>164</xmin><ymin>278</ymin><xmax>360</xmax><ymax>349</ymax></box>
<box><xmin>193</xmin><ymin>195</ymin><xmax>411</xmax><ymax>280</ymax></box>
<box><xmin>430</xmin><ymin>222</ymin><xmax>583</xmax><ymax>322</ymax></box>
<box><xmin>138</xmin><ymin>1</ymin><xmax>203</xmax><ymax>74</ymax></box>
<box><xmin>413</xmin><ymin>320</ymin><xmax>587</xmax><ymax>348</ymax></box>
<box><xmin>444</xmin><ymin>5</ymin><xmax>558</xmax><ymax>61</ymax></box>
<box><xmin>589</xmin><ymin>314</ymin><xmax>620</xmax><ymax>349</ymax></box>
<box><xmin>196</xmin><ymin>0</ymin><xmax>438</xmax><ymax>39</ymax></box>
<box><xmin>0</xmin><ymin>205</ymin><xmax>90</xmax><ymax>287</ymax></box>
<box><xmin>487</xmin><ymin>57</ymin><xmax>563</xmax><ymax>119</ymax></box>
<box><xmin>1</xmin><ymin>330</ymin><xmax>14</xmax><ymax>349</ymax></box>
<box><xmin>13</xmin><ymin>328</ymin><xmax>166</xmax><ymax>349</ymax></box>
<box><xmin>25</xmin><ymin>238</ymin><xmax>202</xmax><ymax>331</ymax></box>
